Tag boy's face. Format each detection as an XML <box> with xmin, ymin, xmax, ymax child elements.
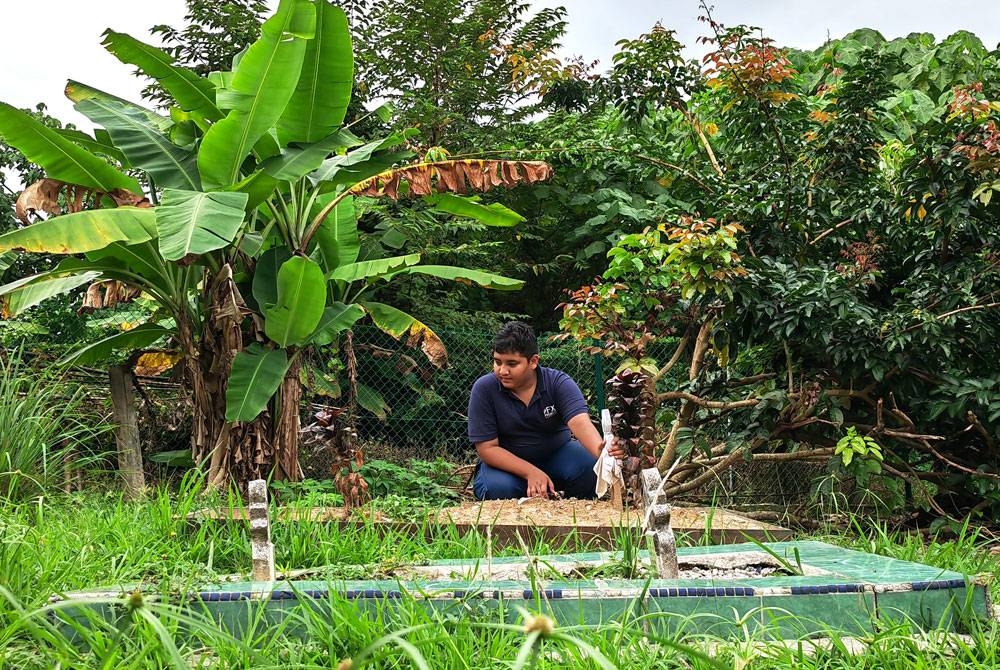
<box><xmin>492</xmin><ymin>350</ymin><xmax>538</xmax><ymax>392</ymax></box>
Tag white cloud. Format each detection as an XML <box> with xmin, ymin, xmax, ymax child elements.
<box><xmin>1</xmin><ymin>0</ymin><xmax>188</xmax><ymax>127</ymax></box>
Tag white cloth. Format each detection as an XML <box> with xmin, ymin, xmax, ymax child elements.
<box><xmin>594</xmin><ymin>409</ymin><xmax>624</xmax><ymax>498</ymax></box>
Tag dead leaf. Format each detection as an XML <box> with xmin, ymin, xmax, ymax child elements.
<box><xmin>348</xmin><ymin>159</ymin><xmax>553</xmax><ymax>201</ymax></box>
<box><xmin>77</xmin><ymin>280</ymin><xmax>141</xmax><ymax>314</ymax></box>
<box><xmin>15</xmin><ymin>179</ymin><xmax>65</xmax><ymax>224</ymax></box>
<box><xmin>134</xmin><ymin>350</ymin><xmax>183</xmax><ymax>376</ymax></box>
<box><xmin>15</xmin><ymin>179</ymin><xmax>150</xmax><ymax>225</ymax></box>
<box><xmin>405</xmin><ymin>323</ymin><xmax>449</xmax><ymax>369</ymax></box>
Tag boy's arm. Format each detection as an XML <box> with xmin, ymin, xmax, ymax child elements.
<box><xmin>566</xmin><ymin>413</ymin><xmax>604</xmax><ymax>458</ymax></box>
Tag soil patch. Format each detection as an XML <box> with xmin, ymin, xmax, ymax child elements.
<box><xmin>193</xmin><ymin>497</ymin><xmax>784</xmax><ymax>538</ymax></box>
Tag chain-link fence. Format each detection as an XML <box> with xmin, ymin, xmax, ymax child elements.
<box><xmin>301</xmin><ymin>326</ymin><xmax>607</xmax><ymax>472</ymax></box>
<box><xmin>5</xmin><ymin>303</ymin><xmax>844</xmax><ymax>510</ymax></box>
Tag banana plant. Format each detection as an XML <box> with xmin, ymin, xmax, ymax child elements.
<box><xmin>0</xmin><ymin>0</ymin><xmax>550</xmax><ymax>488</ymax></box>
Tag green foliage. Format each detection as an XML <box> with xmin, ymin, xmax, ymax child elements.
<box><xmin>358</xmin><ymin>458</ymin><xmax>459</xmax><ymax>506</ymax></box>
<box><xmin>600</xmin><ymin>22</ymin><xmax>702</xmax><ymax>122</ymax></box>
<box><xmin>144</xmin><ymin>0</ymin><xmax>269</xmax><ymax>105</ymax></box>
<box><xmin>834</xmin><ymin>426</ymin><xmax>884</xmax><ymax>480</ymax></box>
<box><xmin>352</xmin><ymin>0</ymin><xmax>566</xmax><ymax>148</ymax></box>
<box><xmin>0</xmin><ymin>0</ymin><xmax>535</xmax><ymax>488</ymax></box>
<box><xmin>549</xmin><ymin>15</ymin><xmax>1000</xmax><ymax>515</ymax></box>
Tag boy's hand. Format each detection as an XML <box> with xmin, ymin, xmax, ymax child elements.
<box><xmin>608</xmin><ymin>437</ymin><xmax>626</xmax><ymax>459</ymax></box>
<box><xmin>526</xmin><ymin>467</ymin><xmax>556</xmax><ymax>498</ymax></box>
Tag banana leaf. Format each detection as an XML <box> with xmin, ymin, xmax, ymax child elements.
<box><xmin>59</xmin><ymin>323</ymin><xmax>172</xmax><ymax>366</ymax></box>
<box><xmin>277</xmin><ymin>2</ymin><xmax>353</xmax><ymax>144</ymax></box>
<box><xmin>311</xmin><ymin>195</ymin><xmax>359</xmax><ymax>272</ymax></box>
<box><xmin>155</xmin><ymin>189</ymin><xmax>249</xmax><ymax>261</ymax></box>
<box><xmin>226</xmin><ymin>343</ymin><xmax>290</xmax><ymax>422</ymax></box>
<box><xmin>101</xmin><ymin>30</ymin><xmax>222</xmax><ymax>121</ymax></box>
<box><xmin>262</xmin><ymin>129</ymin><xmax>362</xmax><ymax>182</ymax></box>
<box><xmin>52</xmin><ymin>127</ymin><xmax>127</xmax><ymax>165</ymax></box>
<box><xmin>197</xmin><ymin>0</ymin><xmax>316</xmax><ymax>189</ymax></box>
<box><xmin>327</xmin><ymin>253</ymin><xmax>420</xmax><ymax>283</ymax></box>
<box><xmin>309</xmin><ymin>301</ymin><xmax>365</xmax><ymax>346</ymax></box>
<box><xmin>252</xmin><ymin>246</ymin><xmax>292</xmax><ymax>308</ymax></box>
<box><xmin>0</xmin><ymin>271</ymin><xmax>100</xmax><ymax>317</ymax></box>
<box><xmin>72</xmin><ymin>94</ymin><xmax>201</xmax><ymax>191</ymax></box>
<box><xmin>263</xmin><ymin>255</ymin><xmax>326</xmax><ymax>347</ymax></box>
<box><xmin>361</xmin><ymin>300</ymin><xmax>448</xmax><ymax>368</ymax></box>
<box><xmin>425</xmin><ymin>193</ymin><xmax>525</xmax><ymax>227</ymax></box>
<box><xmin>0</xmin><ymin>102</ymin><xmax>140</xmax><ymax>194</ymax></box>
<box><xmin>65</xmin><ymin>79</ymin><xmax>172</xmax><ymax>131</ymax></box>
<box><xmin>394</xmin><ymin>265</ymin><xmax>524</xmax><ymax>290</ymax></box>
<box><xmin>0</xmin><ymin>208</ymin><xmax>157</xmax><ymax>254</ymax></box>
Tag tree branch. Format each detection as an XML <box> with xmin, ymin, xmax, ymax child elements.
<box><xmin>655</xmin><ymin>390</ymin><xmax>759</xmax><ymax>409</ymax></box>
<box><xmin>901</xmin><ymin>301</ymin><xmax>1000</xmax><ymax>333</ymax></box>
<box><xmin>652</xmin><ymin>335</ymin><xmax>690</xmax><ymax>383</ymax></box>
<box><xmin>807</xmin><ymin>218</ymin><xmax>853</xmax><ymax>246</ymax></box>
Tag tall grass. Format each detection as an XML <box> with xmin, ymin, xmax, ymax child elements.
<box><xmin>0</xmin><ymin>348</ymin><xmax>112</xmax><ymax>501</ymax></box>
<box><xmin>1</xmin><ymin>484</ymin><xmax>999</xmax><ymax>667</ymax></box>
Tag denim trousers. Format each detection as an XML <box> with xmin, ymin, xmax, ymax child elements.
<box><xmin>473</xmin><ymin>438</ymin><xmax>598</xmax><ymax>500</ymax></box>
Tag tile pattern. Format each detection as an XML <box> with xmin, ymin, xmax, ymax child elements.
<box><xmin>62</xmin><ymin>541</ymin><xmax>991</xmax><ymax>637</ymax></box>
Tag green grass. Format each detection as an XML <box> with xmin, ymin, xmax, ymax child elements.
<box><xmin>2</xmin><ymin>482</ymin><xmax>999</xmax><ymax>668</ymax></box>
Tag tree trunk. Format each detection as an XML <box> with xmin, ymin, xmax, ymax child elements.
<box><xmin>273</xmin><ymin>355</ymin><xmax>303</xmax><ymax>481</ymax></box>
<box><xmin>658</xmin><ymin>318</ymin><xmax>714</xmax><ymax>470</ymax></box>
<box><xmin>180</xmin><ymin>265</ymin><xmax>302</xmax><ymax>491</ymax></box>
<box><xmin>109</xmin><ymin>364</ymin><xmax>145</xmax><ymax>500</ymax></box>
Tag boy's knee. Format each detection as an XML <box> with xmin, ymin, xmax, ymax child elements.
<box><xmin>474</xmin><ymin>464</ymin><xmax>526</xmax><ymax>500</ymax></box>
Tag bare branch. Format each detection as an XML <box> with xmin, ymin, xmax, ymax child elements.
<box><xmin>655</xmin><ymin>391</ymin><xmax>759</xmax><ymax>409</ymax></box>
<box><xmin>901</xmin><ymin>301</ymin><xmax>1000</xmax><ymax>333</ymax></box>
<box><xmin>652</xmin><ymin>335</ymin><xmax>690</xmax><ymax>383</ymax></box>
<box><xmin>807</xmin><ymin>218</ymin><xmax>852</xmax><ymax>246</ymax></box>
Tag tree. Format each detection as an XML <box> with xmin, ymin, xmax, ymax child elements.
<box><xmin>352</xmin><ymin>0</ymin><xmax>566</xmax><ymax>148</ymax></box>
<box><xmin>143</xmin><ymin>0</ymin><xmax>269</xmax><ymax>105</ymax></box>
<box><xmin>0</xmin><ymin>0</ymin><xmax>549</xmax><ymax>491</ymax></box>
<box><xmin>558</xmin><ymin>13</ymin><xmax>1000</xmax><ymax>518</ymax></box>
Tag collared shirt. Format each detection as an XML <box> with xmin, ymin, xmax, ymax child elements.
<box><xmin>467</xmin><ymin>366</ymin><xmax>589</xmax><ymax>464</ymax></box>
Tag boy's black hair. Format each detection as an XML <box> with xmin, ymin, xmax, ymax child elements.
<box><xmin>493</xmin><ymin>321</ymin><xmax>538</xmax><ymax>358</ymax></box>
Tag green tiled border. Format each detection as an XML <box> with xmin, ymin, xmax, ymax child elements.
<box><xmin>55</xmin><ymin>541</ymin><xmax>990</xmax><ymax>638</ymax></box>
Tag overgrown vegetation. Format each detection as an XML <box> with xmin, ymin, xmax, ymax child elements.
<box><xmin>0</xmin><ymin>348</ymin><xmax>112</xmax><ymax>501</ymax></box>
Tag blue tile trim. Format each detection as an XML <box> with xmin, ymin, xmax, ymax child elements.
<box><xmin>343</xmin><ymin>589</ymin><xmax>403</xmax><ymax>599</ymax></box>
<box><xmin>198</xmin><ymin>591</ymin><xmax>249</xmax><ymax>602</ymax></box>
<box><xmin>911</xmin><ymin>579</ymin><xmax>967</xmax><ymax>591</ymax></box>
<box><xmin>521</xmin><ymin>589</ymin><xmax>564</xmax><ymax>600</ymax></box>
<box><xmin>649</xmin><ymin>586</ymin><xmax>755</xmax><ymax>598</ymax></box>
<box><xmin>453</xmin><ymin>590</ymin><xmax>467</xmax><ymax>599</ymax></box>
<box><xmin>790</xmin><ymin>583</ymin><xmax>863</xmax><ymax>595</ymax></box>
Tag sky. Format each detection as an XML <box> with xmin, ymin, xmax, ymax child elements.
<box><xmin>2</xmin><ymin>0</ymin><xmax>1000</xmax><ymax>131</ymax></box>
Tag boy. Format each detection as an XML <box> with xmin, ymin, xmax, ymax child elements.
<box><xmin>467</xmin><ymin>321</ymin><xmax>618</xmax><ymax>500</ymax></box>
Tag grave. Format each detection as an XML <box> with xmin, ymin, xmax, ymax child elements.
<box><xmin>54</xmin><ymin>475</ymin><xmax>990</xmax><ymax>640</ymax></box>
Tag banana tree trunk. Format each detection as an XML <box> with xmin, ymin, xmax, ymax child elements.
<box><xmin>179</xmin><ymin>267</ymin><xmax>302</xmax><ymax>490</ymax></box>
<box><xmin>273</xmin><ymin>355</ymin><xmax>303</xmax><ymax>481</ymax></box>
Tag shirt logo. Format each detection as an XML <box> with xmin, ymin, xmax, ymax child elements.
<box><xmin>543</xmin><ymin>405</ymin><xmax>557</xmax><ymax>419</ymax></box>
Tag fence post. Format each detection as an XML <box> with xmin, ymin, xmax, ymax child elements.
<box><xmin>592</xmin><ymin>343</ymin><xmax>606</xmax><ymax>411</ymax></box>
<box><xmin>109</xmin><ymin>365</ymin><xmax>146</xmax><ymax>500</ymax></box>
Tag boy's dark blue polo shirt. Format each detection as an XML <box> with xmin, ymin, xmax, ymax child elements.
<box><xmin>467</xmin><ymin>366</ymin><xmax>589</xmax><ymax>464</ymax></box>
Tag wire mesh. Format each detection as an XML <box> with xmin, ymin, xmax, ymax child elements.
<box><xmin>4</xmin><ymin>303</ymin><xmax>841</xmax><ymax>509</ymax></box>
<box><xmin>300</xmin><ymin>326</ymin><xmax>604</xmax><ymax>476</ymax></box>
